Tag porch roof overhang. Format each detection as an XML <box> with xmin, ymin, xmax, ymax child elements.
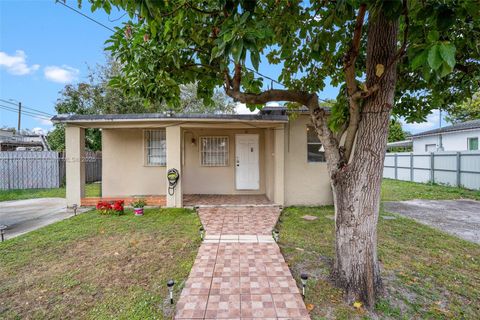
<box><xmin>51</xmin><ymin>113</ymin><xmax>288</xmax><ymax>129</ymax></box>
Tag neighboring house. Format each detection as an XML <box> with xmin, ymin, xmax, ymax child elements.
<box><xmin>0</xmin><ymin>129</ymin><xmax>50</xmax><ymax>151</ymax></box>
<box><xmin>52</xmin><ymin>107</ymin><xmax>332</xmax><ymax>207</ymax></box>
<box><xmin>411</xmin><ymin>119</ymin><xmax>480</xmax><ymax>153</ymax></box>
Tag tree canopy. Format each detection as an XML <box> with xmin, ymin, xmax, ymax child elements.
<box><xmin>446</xmin><ymin>91</ymin><xmax>480</xmax><ymax>124</ymax></box>
<box><xmin>48</xmin><ymin>57</ymin><xmax>235</xmax><ymax>151</ymax></box>
<box><xmin>85</xmin><ymin>1</ymin><xmax>479</xmax><ymax>120</ymax></box>
<box><xmin>79</xmin><ymin>0</ymin><xmax>480</xmax><ymax>306</ymax></box>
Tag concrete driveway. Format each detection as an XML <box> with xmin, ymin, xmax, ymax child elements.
<box><xmin>0</xmin><ymin>198</ymin><xmax>87</xmax><ymax>240</ymax></box>
<box><xmin>384</xmin><ymin>199</ymin><xmax>480</xmax><ymax>244</ymax></box>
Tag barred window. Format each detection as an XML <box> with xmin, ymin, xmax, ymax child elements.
<box><xmin>145</xmin><ymin>130</ymin><xmax>166</xmax><ymax>166</ymax></box>
<box><xmin>307</xmin><ymin>126</ymin><xmax>326</xmax><ymax>162</ymax></box>
<box><xmin>200</xmin><ymin>136</ymin><xmax>229</xmax><ymax>166</ymax></box>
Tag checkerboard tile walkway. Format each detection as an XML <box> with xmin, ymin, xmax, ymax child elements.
<box><xmin>175</xmin><ymin>207</ymin><xmax>310</xmax><ymax>320</ymax></box>
<box><xmin>198</xmin><ymin>206</ymin><xmax>281</xmax><ymax>236</ymax></box>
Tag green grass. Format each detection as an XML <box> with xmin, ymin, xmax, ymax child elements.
<box><xmin>0</xmin><ymin>183</ymin><xmax>101</xmax><ymax>202</ymax></box>
<box><xmin>278</xmin><ymin>179</ymin><xmax>480</xmax><ymax>319</ymax></box>
<box><xmin>0</xmin><ymin>208</ymin><xmax>201</xmax><ymax>319</ymax></box>
<box><xmin>381</xmin><ymin>179</ymin><xmax>480</xmax><ymax>201</ymax></box>
<box><xmin>278</xmin><ymin>206</ymin><xmax>480</xmax><ymax>320</ymax></box>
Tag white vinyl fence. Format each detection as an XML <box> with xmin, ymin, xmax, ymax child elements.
<box><xmin>383</xmin><ymin>151</ymin><xmax>480</xmax><ymax>190</ymax></box>
<box><xmin>0</xmin><ymin>151</ymin><xmax>101</xmax><ymax>190</ymax></box>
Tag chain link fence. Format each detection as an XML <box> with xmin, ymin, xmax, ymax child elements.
<box><xmin>0</xmin><ymin>151</ymin><xmax>101</xmax><ymax>190</ymax></box>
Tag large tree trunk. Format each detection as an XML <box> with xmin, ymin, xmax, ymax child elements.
<box><xmin>331</xmin><ymin>12</ymin><xmax>399</xmax><ymax>307</ymax></box>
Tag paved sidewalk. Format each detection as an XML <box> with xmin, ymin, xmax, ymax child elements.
<box><xmin>0</xmin><ymin>198</ymin><xmax>88</xmax><ymax>239</ymax></box>
<box><xmin>384</xmin><ymin>199</ymin><xmax>480</xmax><ymax>243</ymax></box>
<box><xmin>175</xmin><ymin>206</ymin><xmax>310</xmax><ymax>319</ymax></box>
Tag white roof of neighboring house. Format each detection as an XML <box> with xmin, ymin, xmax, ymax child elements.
<box><xmin>412</xmin><ymin>119</ymin><xmax>480</xmax><ymax>138</ymax></box>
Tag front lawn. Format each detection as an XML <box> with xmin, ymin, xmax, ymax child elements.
<box><xmin>0</xmin><ymin>208</ymin><xmax>201</xmax><ymax>319</ymax></box>
<box><xmin>0</xmin><ymin>183</ymin><xmax>101</xmax><ymax>202</ymax></box>
<box><xmin>279</xmin><ymin>179</ymin><xmax>480</xmax><ymax>319</ymax></box>
<box><xmin>279</xmin><ymin>207</ymin><xmax>480</xmax><ymax>319</ymax></box>
<box><xmin>381</xmin><ymin>179</ymin><xmax>480</xmax><ymax>201</ymax></box>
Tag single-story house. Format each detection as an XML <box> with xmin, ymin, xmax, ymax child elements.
<box><xmin>52</xmin><ymin>107</ymin><xmax>332</xmax><ymax>208</ymax></box>
<box><xmin>411</xmin><ymin>119</ymin><xmax>480</xmax><ymax>152</ymax></box>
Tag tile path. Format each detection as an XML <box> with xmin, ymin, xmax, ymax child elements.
<box><xmin>183</xmin><ymin>194</ymin><xmax>273</xmax><ymax>207</ymax></box>
<box><xmin>175</xmin><ymin>206</ymin><xmax>310</xmax><ymax>320</ymax></box>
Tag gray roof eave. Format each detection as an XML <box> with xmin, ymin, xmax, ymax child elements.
<box><xmin>51</xmin><ymin>113</ymin><xmax>289</xmax><ymax>124</ymax></box>
<box><xmin>411</xmin><ymin>119</ymin><xmax>480</xmax><ymax>138</ymax></box>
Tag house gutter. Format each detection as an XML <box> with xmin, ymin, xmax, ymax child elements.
<box><xmin>51</xmin><ymin>117</ymin><xmax>288</xmax><ymax>125</ymax></box>
<box><xmin>412</xmin><ymin>127</ymin><xmax>480</xmax><ymax>139</ymax></box>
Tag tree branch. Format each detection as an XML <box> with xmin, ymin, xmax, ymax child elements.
<box><xmin>343</xmin><ymin>3</ymin><xmax>367</xmax><ymax>163</ymax></box>
<box><xmin>308</xmin><ymin>97</ymin><xmax>344</xmax><ymax>180</ymax></box>
<box><xmin>233</xmin><ymin>63</ymin><xmax>242</xmax><ymax>92</ymax></box>
<box><xmin>374</xmin><ymin>0</ymin><xmax>409</xmax><ymax>85</ymax></box>
<box><xmin>225</xmin><ymin>87</ymin><xmax>313</xmax><ymax>105</ymax></box>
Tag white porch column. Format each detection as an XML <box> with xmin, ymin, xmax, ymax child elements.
<box><xmin>166</xmin><ymin>126</ymin><xmax>182</xmax><ymax>207</ymax></box>
<box><xmin>65</xmin><ymin>126</ymin><xmax>85</xmax><ymax>207</ymax></box>
<box><xmin>273</xmin><ymin>127</ymin><xmax>285</xmax><ymax>205</ymax></box>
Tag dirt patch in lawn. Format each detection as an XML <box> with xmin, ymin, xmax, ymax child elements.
<box><xmin>0</xmin><ymin>209</ymin><xmax>201</xmax><ymax>320</ymax></box>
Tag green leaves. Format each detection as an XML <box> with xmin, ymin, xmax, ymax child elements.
<box><xmin>427</xmin><ymin>45</ymin><xmax>443</xmax><ymax>70</ymax></box>
<box><xmin>439</xmin><ymin>43</ymin><xmax>456</xmax><ymax>69</ymax></box>
<box><xmin>412</xmin><ymin>42</ymin><xmax>456</xmax><ymax>79</ymax></box>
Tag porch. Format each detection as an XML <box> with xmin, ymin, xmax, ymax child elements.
<box><xmin>61</xmin><ymin>114</ymin><xmax>287</xmax><ymax>208</ymax></box>
<box><xmin>80</xmin><ymin>194</ymin><xmax>273</xmax><ymax>207</ymax></box>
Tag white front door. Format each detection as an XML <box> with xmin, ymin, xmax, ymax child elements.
<box><xmin>235</xmin><ymin>134</ymin><xmax>259</xmax><ymax>190</ymax></box>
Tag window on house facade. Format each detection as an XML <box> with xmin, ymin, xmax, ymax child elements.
<box><xmin>307</xmin><ymin>126</ymin><xmax>325</xmax><ymax>162</ymax></box>
<box><xmin>145</xmin><ymin>130</ymin><xmax>166</xmax><ymax>165</ymax></box>
<box><xmin>468</xmin><ymin>137</ymin><xmax>479</xmax><ymax>151</ymax></box>
<box><xmin>200</xmin><ymin>136</ymin><xmax>229</xmax><ymax>166</ymax></box>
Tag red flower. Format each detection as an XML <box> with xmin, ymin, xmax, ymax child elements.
<box><xmin>113</xmin><ymin>200</ymin><xmax>124</xmax><ymax>212</ymax></box>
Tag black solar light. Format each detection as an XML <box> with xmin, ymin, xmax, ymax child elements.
<box><xmin>72</xmin><ymin>204</ymin><xmax>78</xmax><ymax>216</ymax></box>
<box><xmin>0</xmin><ymin>225</ymin><xmax>7</xmax><ymax>242</ymax></box>
<box><xmin>300</xmin><ymin>273</ymin><xmax>308</xmax><ymax>297</ymax></box>
<box><xmin>272</xmin><ymin>229</ymin><xmax>279</xmax><ymax>242</ymax></box>
<box><xmin>167</xmin><ymin>280</ymin><xmax>175</xmax><ymax>304</ymax></box>
<box><xmin>199</xmin><ymin>226</ymin><xmax>205</xmax><ymax>240</ymax></box>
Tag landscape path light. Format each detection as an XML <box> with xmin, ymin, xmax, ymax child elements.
<box><xmin>167</xmin><ymin>279</ymin><xmax>175</xmax><ymax>304</ymax></box>
<box><xmin>0</xmin><ymin>225</ymin><xmax>7</xmax><ymax>242</ymax></box>
<box><xmin>300</xmin><ymin>273</ymin><xmax>308</xmax><ymax>297</ymax></box>
<box><xmin>272</xmin><ymin>229</ymin><xmax>279</xmax><ymax>242</ymax></box>
<box><xmin>199</xmin><ymin>226</ymin><xmax>205</xmax><ymax>240</ymax></box>
<box><xmin>72</xmin><ymin>204</ymin><xmax>78</xmax><ymax>216</ymax></box>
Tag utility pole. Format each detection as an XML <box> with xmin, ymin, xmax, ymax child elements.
<box><xmin>17</xmin><ymin>101</ymin><xmax>22</xmax><ymax>132</ymax></box>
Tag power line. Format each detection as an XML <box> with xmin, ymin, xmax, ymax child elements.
<box><xmin>0</xmin><ymin>98</ymin><xmax>53</xmax><ymax>117</ymax></box>
<box><xmin>0</xmin><ymin>104</ymin><xmax>51</xmax><ymax>120</ymax></box>
<box><xmin>108</xmin><ymin>12</ymin><xmax>127</xmax><ymax>22</ymax></box>
<box><xmin>56</xmin><ymin>1</ymin><xmax>287</xmax><ymax>89</ymax></box>
<box><xmin>0</xmin><ymin>104</ymin><xmax>50</xmax><ymax>119</ymax></box>
<box><xmin>56</xmin><ymin>1</ymin><xmax>116</xmax><ymax>33</ymax></box>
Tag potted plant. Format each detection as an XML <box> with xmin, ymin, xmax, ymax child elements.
<box><xmin>131</xmin><ymin>199</ymin><xmax>147</xmax><ymax>216</ymax></box>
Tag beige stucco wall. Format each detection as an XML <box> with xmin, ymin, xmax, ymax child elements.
<box><xmin>284</xmin><ymin>114</ymin><xmax>333</xmax><ymax>206</ymax></box>
<box><xmin>99</xmin><ymin>118</ymin><xmax>331</xmax><ymax>205</ymax></box>
<box><xmin>182</xmin><ymin>128</ymin><xmax>270</xmax><ymax>195</ymax></box>
<box><xmin>102</xmin><ymin>128</ymin><xmax>166</xmax><ymax>197</ymax></box>
<box><xmin>65</xmin><ymin>125</ymin><xmax>85</xmax><ymax>206</ymax></box>
<box><xmin>264</xmin><ymin>129</ymin><xmax>275</xmax><ymax>201</ymax></box>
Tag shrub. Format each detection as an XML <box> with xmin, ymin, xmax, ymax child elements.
<box><xmin>131</xmin><ymin>198</ymin><xmax>147</xmax><ymax>208</ymax></box>
<box><xmin>96</xmin><ymin>200</ymin><xmax>124</xmax><ymax>215</ymax></box>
